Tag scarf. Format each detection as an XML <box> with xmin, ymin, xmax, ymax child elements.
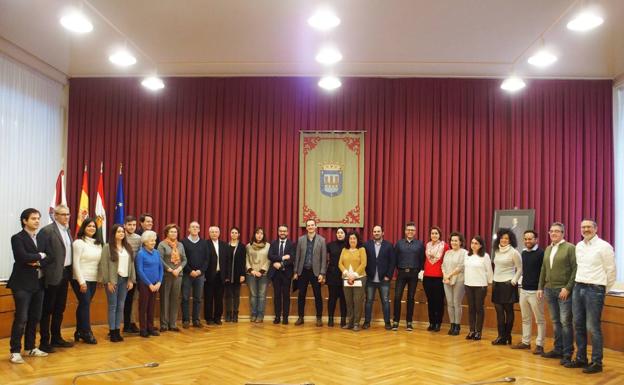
<box><xmin>165</xmin><ymin>238</ymin><xmax>180</xmax><ymax>265</ymax></box>
<box><xmin>251</xmin><ymin>241</ymin><xmax>266</xmax><ymax>250</ymax></box>
<box><xmin>426</xmin><ymin>240</ymin><xmax>445</xmax><ymax>264</ymax></box>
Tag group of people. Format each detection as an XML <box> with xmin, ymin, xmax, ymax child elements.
<box><xmin>6</xmin><ymin>206</ymin><xmax>616</xmax><ymax>375</ymax></box>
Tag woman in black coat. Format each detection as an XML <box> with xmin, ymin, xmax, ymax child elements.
<box><xmin>224</xmin><ymin>227</ymin><xmax>246</xmax><ymax>322</ymax></box>
<box><xmin>326</xmin><ymin>227</ymin><xmax>347</xmax><ymax>327</ymax></box>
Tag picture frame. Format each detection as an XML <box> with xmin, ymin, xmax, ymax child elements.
<box><xmin>491</xmin><ymin>209</ymin><xmax>536</xmax><ymax>255</ymax></box>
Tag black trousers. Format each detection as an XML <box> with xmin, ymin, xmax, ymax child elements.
<box><xmin>272</xmin><ymin>272</ymin><xmax>292</xmax><ymax>320</ymax></box>
<box><xmin>494</xmin><ymin>303</ymin><xmax>515</xmax><ymax>337</ymax></box>
<box><xmin>393</xmin><ymin>269</ymin><xmax>419</xmax><ymax>323</ymax></box>
<box><xmin>465</xmin><ymin>285</ymin><xmax>488</xmax><ymax>332</ymax></box>
<box><xmin>423</xmin><ymin>276</ymin><xmax>445</xmax><ymax>324</ymax></box>
<box><xmin>296</xmin><ymin>268</ymin><xmax>323</xmax><ymax>318</ymax></box>
<box><xmin>223</xmin><ymin>282</ymin><xmax>241</xmax><ymax>315</ymax></box>
<box><xmin>327</xmin><ymin>284</ymin><xmax>346</xmax><ymax>320</ymax></box>
<box><xmin>123</xmin><ymin>285</ymin><xmax>136</xmax><ymax>327</ymax></box>
<box><xmin>204</xmin><ymin>274</ymin><xmax>224</xmax><ymax>322</ymax></box>
<box><xmin>10</xmin><ymin>285</ymin><xmax>44</xmax><ymax>353</ymax></box>
<box><xmin>40</xmin><ymin>267</ymin><xmax>71</xmax><ymax>345</ymax></box>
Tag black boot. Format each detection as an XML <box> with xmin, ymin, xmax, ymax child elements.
<box><xmin>433</xmin><ymin>323</ymin><xmax>441</xmax><ymax>332</ymax></box>
<box><xmin>340</xmin><ymin>317</ymin><xmax>347</xmax><ymax>327</ymax></box>
<box><xmin>327</xmin><ymin>317</ymin><xmax>334</xmax><ymax>327</ymax></box>
<box><xmin>453</xmin><ymin>324</ymin><xmax>461</xmax><ymax>335</ymax></box>
<box><xmin>233</xmin><ymin>311</ymin><xmax>239</xmax><ymax>323</ymax></box>
<box><xmin>447</xmin><ymin>323</ymin><xmax>455</xmax><ymax>335</ymax></box>
<box><xmin>225</xmin><ymin>311</ymin><xmax>232</xmax><ymax>322</ymax></box>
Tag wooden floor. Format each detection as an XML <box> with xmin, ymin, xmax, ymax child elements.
<box><xmin>1</xmin><ymin>319</ymin><xmax>623</xmax><ymax>385</ymax></box>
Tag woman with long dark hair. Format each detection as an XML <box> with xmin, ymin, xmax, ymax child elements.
<box><xmin>246</xmin><ymin>227</ymin><xmax>270</xmax><ymax>323</ymax></box>
<box><xmin>491</xmin><ymin>228</ymin><xmax>522</xmax><ymax>345</ymax></box>
<box><xmin>423</xmin><ymin>226</ymin><xmax>449</xmax><ymax>332</ymax></box>
<box><xmin>71</xmin><ymin>218</ymin><xmax>103</xmax><ymax>344</ymax></box>
<box><xmin>339</xmin><ymin>232</ymin><xmax>367</xmax><ymax>331</ymax></box>
<box><xmin>463</xmin><ymin>236</ymin><xmax>493</xmax><ymax>341</ymax></box>
<box><xmin>441</xmin><ymin>231</ymin><xmax>466</xmax><ymax>336</ymax></box>
<box><xmin>99</xmin><ymin>224</ymin><xmax>135</xmax><ymax>342</ymax></box>
<box><xmin>225</xmin><ymin>227</ymin><xmax>246</xmax><ymax>322</ymax></box>
<box><xmin>326</xmin><ymin>227</ymin><xmax>347</xmax><ymax>327</ymax></box>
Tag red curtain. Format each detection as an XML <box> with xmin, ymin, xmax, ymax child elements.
<box><xmin>66</xmin><ymin>77</ymin><xmax>614</xmax><ymax>246</ymax></box>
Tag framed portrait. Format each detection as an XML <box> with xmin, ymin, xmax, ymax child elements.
<box><xmin>491</xmin><ymin>209</ymin><xmax>536</xmax><ymax>255</ymax></box>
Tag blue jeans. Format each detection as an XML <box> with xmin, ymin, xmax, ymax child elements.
<box><xmin>10</xmin><ymin>287</ymin><xmax>44</xmax><ymax>353</ymax></box>
<box><xmin>573</xmin><ymin>283</ymin><xmax>606</xmax><ymax>365</ymax></box>
<box><xmin>71</xmin><ymin>280</ymin><xmax>97</xmax><ymax>333</ymax></box>
<box><xmin>105</xmin><ymin>276</ymin><xmax>129</xmax><ymax>330</ymax></box>
<box><xmin>365</xmin><ymin>280</ymin><xmax>390</xmax><ymax>324</ymax></box>
<box><xmin>182</xmin><ymin>274</ymin><xmax>205</xmax><ymax>322</ymax></box>
<box><xmin>247</xmin><ymin>274</ymin><xmax>269</xmax><ymax>319</ymax></box>
<box><xmin>544</xmin><ymin>287</ymin><xmax>573</xmax><ymax>358</ymax></box>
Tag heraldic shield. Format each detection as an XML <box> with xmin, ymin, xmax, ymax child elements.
<box><xmin>320</xmin><ymin>163</ymin><xmax>343</xmax><ymax>197</ymax></box>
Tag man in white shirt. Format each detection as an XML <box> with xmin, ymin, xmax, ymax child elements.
<box><xmin>567</xmin><ymin>219</ymin><xmax>616</xmax><ymax>374</ymax></box>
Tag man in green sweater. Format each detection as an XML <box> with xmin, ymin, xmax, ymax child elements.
<box><xmin>537</xmin><ymin>222</ymin><xmax>577</xmax><ymax>366</ymax></box>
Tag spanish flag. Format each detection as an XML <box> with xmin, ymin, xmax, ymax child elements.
<box><xmin>76</xmin><ymin>164</ymin><xmax>89</xmax><ymax>236</ymax></box>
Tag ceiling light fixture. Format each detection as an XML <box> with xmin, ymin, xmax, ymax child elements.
<box><xmin>141</xmin><ymin>76</ymin><xmax>165</xmax><ymax>91</ymax></box>
<box><xmin>109</xmin><ymin>50</ymin><xmax>137</xmax><ymax>67</ymax></box>
<box><xmin>308</xmin><ymin>10</ymin><xmax>341</xmax><ymax>31</ymax></box>
<box><xmin>527</xmin><ymin>50</ymin><xmax>558</xmax><ymax>67</ymax></box>
<box><xmin>566</xmin><ymin>12</ymin><xmax>603</xmax><ymax>31</ymax></box>
<box><xmin>318</xmin><ymin>76</ymin><xmax>341</xmax><ymax>91</ymax></box>
<box><xmin>59</xmin><ymin>12</ymin><xmax>93</xmax><ymax>33</ymax></box>
<box><xmin>315</xmin><ymin>47</ymin><xmax>343</xmax><ymax>65</ymax></box>
<box><xmin>500</xmin><ymin>76</ymin><xmax>526</xmax><ymax>92</ymax></box>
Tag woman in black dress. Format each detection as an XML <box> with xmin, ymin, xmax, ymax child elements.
<box><xmin>326</xmin><ymin>227</ymin><xmax>347</xmax><ymax>327</ymax></box>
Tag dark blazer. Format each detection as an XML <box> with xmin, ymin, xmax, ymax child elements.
<box><xmin>326</xmin><ymin>240</ymin><xmax>346</xmax><ymax>286</ymax></box>
<box><xmin>268</xmin><ymin>238</ymin><xmax>296</xmax><ymax>279</ymax></box>
<box><xmin>8</xmin><ymin>230</ymin><xmax>49</xmax><ymax>292</ymax></box>
<box><xmin>363</xmin><ymin>239</ymin><xmax>396</xmax><ymax>280</ymax></box>
<box><xmin>207</xmin><ymin>239</ymin><xmax>230</xmax><ymax>282</ymax></box>
<box><xmin>37</xmin><ymin>222</ymin><xmax>72</xmax><ymax>286</ymax></box>
<box><xmin>226</xmin><ymin>242</ymin><xmax>247</xmax><ymax>283</ymax></box>
<box><xmin>294</xmin><ymin>234</ymin><xmax>328</xmax><ymax>277</ymax></box>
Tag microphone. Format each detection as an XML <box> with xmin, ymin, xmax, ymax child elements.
<box><xmin>72</xmin><ymin>362</ymin><xmax>160</xmax><ymax>384</ymax></box>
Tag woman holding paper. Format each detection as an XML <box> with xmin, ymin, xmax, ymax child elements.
<box><xmin>338</xmin><ymin>232</ymin><xmax>367</xmax><ymax>331</ymax></box>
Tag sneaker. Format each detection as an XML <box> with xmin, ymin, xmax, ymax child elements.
<box><xmin>582</xmin><ymin>362</ymin><xmax>603</xmax><ymax>374</ymax></box>
<box><xmin>384</xmin><ymin>323</ymin><xmax>392</xmax><ymax>330</ymax></box>
<box><xmin>391</xmin><ymin>322</ymin><xmax>399</xmax><ymax>331</ymax></box>
<box><xmin>362</xmin><ymin>322</ymin><xmax>370</xmax><ymax>329</ymax></box>
<box><xmin>406</xmin><ymin>323</ymin><xmax>413</xmax><ymax>331</ymax></box>
<box><xmin>511</xmin><ymin>342</ymin><xmax>531</xmax><ymax>350</ymax></box>
<box><xmin>9</xmin><ymin>353</ymin><xmax>25</xmax><ymax>364</ymax></box>
<box><xmin>27</xmin><ymin>348</ymin><xmax>48</xmax><ymax>357</ymax></box>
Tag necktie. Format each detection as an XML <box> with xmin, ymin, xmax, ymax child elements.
<box><xmin>279</xmin><ymin>241</ymin><xmax>285</xmax><ymax>258</ymax></box>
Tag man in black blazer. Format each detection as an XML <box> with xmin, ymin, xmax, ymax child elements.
<box><xmin>268</xmin><ymin>224</ymin><xmax>296</xmax><ymax>325</ymax></box>
<box><xmin>204</xmin><ymin>226</ymin><xmax>230</xmax><ymax>325</ymax></box>
<box><xmin>37</xmin><ymin>204</ymin><xmax>74</xmax><ymax>352</ymax></box>
<box><xmin>363</xmin><ymin>225</ymin><xmax>396</xmax><ymax>330</ymax></box>
<box><xmin>8</xmin><ymin>209</ymin><xmax>51</xmax><ymax>363</ymax></box>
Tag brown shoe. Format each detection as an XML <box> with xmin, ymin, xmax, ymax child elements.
<box><xmin>533</xmin><ymin>346</ymin><xmax>545</xmax><ymax>355</ymax></box>
<box><xmin>511</xmin><ymin>342</ymin><xmax>531</xmax><ymax>350</ymax></box>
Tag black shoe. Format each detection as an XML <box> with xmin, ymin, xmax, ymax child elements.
<box><xmin>225</xmin><ymin>313</ymin><xmax>232</xmax><ymax>322</ymax></box>
<box><xmin>542</xmin><ymin>350</ymin><xmax>563</xmax><ymax>359</ymax></box>
<box><xmin>140</xmin><ymin>330</ymin><xmax>150</xmax><ymax>338</ymax></box>
<box><xmin>384</xmin><ymin>323</ymin><xmax>392</xmax><ymax>330</ymax></box>
<box><xmin>295</xmin><ymin>317</ymin><xmax>304</xmax><ymax>326</ymax></box>
<box><xmin>466</xmin><ymin>332</ymin><xmax>475</xmax><ymax>340</ymax></box>
<box><xmin>39</xmin><ymin>344</ymin><xmax>55</xmax><ymax>353</ymax></box>
<box><xmin>391</xmin><ymin>322</ymin><xmax>399</xmax><ymax>331</ymax></box>
<box><xmin>327</xmin><ymin>318</ymin><xmax>334</xmax><ymax>327</ymax></box>
<box><xmin>214</xmin><ymin>319</ymin><xmax>223</xmax><ymax>325</ymax></box>
<box><xmin>148</xmin><ymin>329</ymin><xmax>160</xmax><ymax>336</ymax></box>
<box><xmin>427</xmin><ymin>323</ymin><xmax>434</xmax><ymax>331</ymax></box>
<box><xmin>564</xmin><ymin>360</ymin><xmax>589</xmax><ymax>369</ymax></box>
<box><xmin>433</xmin><ymin>323</ymin><xmax>441</xmax><ymax>332</ymax></box>
<box><xmin>506</xmin><ymin>334</ymin><xmax>512</xmax><ymax>345</ymax></box>
<box><xmin>473</xmin><ymin>332</ymin><xmax>482</xmax><ymax>340</ymax></box>
<box><xmin>316</xmin><ymin>318</ymin><xmax>323</xmax><ymax>327</ymax></box>
<box><xmin>340</xmin><ymin>318</ymin><xmax>347</xmax><ymax>328</ymax></box>
<box><xmin>233</xmin><ymin>312</ymin><xmax>239</xmax><ymax>323</ymax></box>
<box><xmin>362</xmin><ymin>322</ymin><xmax>370</xmax><ymax>330</ymax></box>
<box><xmin>281</xmin><ymin>319</ymin><xmax>289</xmax><ymax>325</ymax></box>
<box><xmin>192</xmin><ymin>320</ymin><xmax>202</xmax><ymax>328</ymax></box>
<box><xmin>170</xmin><ymin>327</ymin><xmax>180</xmax><ymax>332</ymax></box>
<box><xmin>51</xmin><ymin>337</ymin><xmax>74</xmax><ymax>348</ymax></box>
<box><xmin>110</xmin><ymin>329</ymin><xmax>123</xmax><ymax>343</ymax></box>
<box><xmin>533</xmin><ymin>346</ymin><xmax>545</xmax><ymax>355</ymax></box>
<box><xmin>491</xmin><ymin>336</ymin><xmax>506</xmax><ymax>345</ymax></box>
<box><xmin>124</xmin><ymin>323</ymin><xmax>140</xmax><ymax>334</ymax></box>
<box><xmin>183</xmin><ymin>321</ymin><xmax>190</xmax><ymax>329</ymax></box>
<box><xmin>448</xmin><ymin>324</ymin><xmax>455</xmax><ymax>335</ymax></box>
<box><xmin>160</xmin><ymin>326</ymin><xmax>168</xmax><ymax>332</ymax></box>
<box><xmin>273</xmin><ymin>318</ymin><xmax>281</xmax><ymax>324</ymax></box>
<box><xmin>82</xmin><ymin>331</ymin><xmax>97</xmax><ymax>344</ymax></box>
<box><xmin>406</xmin><ymin>323</ymin><xmax>413</xmax><ymax>331</ymax></box>
<box><xmin>206</xmin><ymin>320</ymin><xmax>215</xmax><ymax>325</ymax></box>
<box><xmin>582</xmin><ymin>362</ymin><xmax>603</xmax><ymax>374</ymax></box>
<box><xmin>453</xmin><ymin>324</ymin><xmax>461</xmax><ymax>336</ymax></box>
<box><xmin>560</xmin><ymin>357</ymin><xmax>573</xmax><ymax>366</ymax></box>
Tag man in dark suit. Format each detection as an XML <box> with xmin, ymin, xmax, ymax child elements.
<box><xmin>268</xmin><ymin>224</ymin><xmax>296</xmax><ymax>325</ymax></box>
<box><xmin>293</xmin><ymin>219</ymin><xmax>327</xmax><ymax>326</ymax></box>
<box><xmin>363</xmin><ymin>225</ymin><xmax>396</xmax><ymax>330</ymax></box>
<box><xmin>37</xmin><ymin>204</ymin><xmax>75</xmax><ymax>352</ymax></box>
<box><xmin>204</xmin><ymin>226</ymin><xmax>230</xmax><ymax>325</ymax></box>
<box><xmin>8</xmin><ymin>209</ymin><xmax>51</xmax><ymax>364</ymax></box>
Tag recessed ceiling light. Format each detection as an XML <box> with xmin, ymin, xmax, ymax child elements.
<box><xmin>109</xmin><ymin>50</ymin><xmax>137</xmax><ymax>67</ymax></box>
<box><xmin>315</xmin><ymin>47</ymin><xmax>343</xmax><ymax>65</ymax></box>
<box><xmin>567</xmin><ymin>12</ymin><xmax>603</xmax><ymax>31</ymax></box>
<box><xmin>500</xmin><ymin>76</ymin><xmax>526</xmax><ymax>92</ymax></box>
<box><xmin>318</xmin><ymin>76</ymin><xmax>341</xmax><ymax>90</ymax></box>
<box><xmin>308</xmin><ymin>10</ymin><xmax>341</xmax><ymax>31</ymax></box>
<box><xmin>527</xmin><ymin>50</ymin><xmax>558</xmax><ymax>67</ymax></box>
<box><xmin>59</xmin><ymin>12</ymin><xmax>93</xmax><ymax>34</ymax></box>
<box><xmin>141</xmin><ymin>76</ymin><xmax>165</xmax><ymax>91</ymax></box>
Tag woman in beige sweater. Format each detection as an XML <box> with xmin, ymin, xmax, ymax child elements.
<box><xmin>339</xmin><ymin>232</ymin><xmax>367</xmax><ymax>331</ymax></box>
<box><xmin>246</xmin><ymin>227</ymin><xmax>270</xmax><ymax>322</ymax></box>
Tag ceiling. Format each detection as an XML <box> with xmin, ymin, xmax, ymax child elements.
<box><xmin>1</xmin><ymin>0</ymin><xmax>623</xmax><ymax>80</ymax></box>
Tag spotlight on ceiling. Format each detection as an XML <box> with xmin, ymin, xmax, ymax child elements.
<box><xmin>527</xmin><ymin>50</ymin><xmax>557</xmax><ymax>67</ymax></box>
<box><xmin>566</xmin><ymin>12</ymin><xmax>604</xmax><ymax>31</ymax></box>
<box><xmin>109</xmin><ymin>50</ymin><xmax>137</xmax><ymax>67</ymax></box>
<box><xmin>141</xmin><ymin>76</ymin><xmax>165</xmax><ymax>91</ymax></box>
<box><xmin>308</xmin><ymin>10</ymin><xmax>341</xmax><ymax>31</ymax></box>
<box><xmin>315</xmin><ymin>47</ymin><xmax>343</xmax><ymax>65</ymax></box>
<box><xmin>59</xmin><ymin>11</ymin><xmax>93</xmax><ymax>34</ymax></box>
<box><xmin>500</xmin><ymin>76</ymin><xmax>526</xmax><ymax>92</ymax></box>
<box><xmin>318</xmin><ymin>76</ymin><xmax>342</xmax><ymax>91</ymax></box>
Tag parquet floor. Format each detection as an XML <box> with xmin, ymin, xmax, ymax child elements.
<box><xmin>1</xmin><ymin>318</ymin><xmax>623</xmax><ymax>385</ymax></box>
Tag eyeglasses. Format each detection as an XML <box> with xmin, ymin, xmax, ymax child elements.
<box><xmin>56</xmin><ymin>213</ymin><xmax>71</xmax><ymax>216</ymax></box>
<box><xmin>548</xmin><ymin>230</ymin><xmax>562</xmax><ymax>233</ymax></box>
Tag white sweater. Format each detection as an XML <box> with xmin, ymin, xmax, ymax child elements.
<box><xmin>464</xmin><ymin>253</ymin><xmax>494</xmax><ymax>287</ymax></box>
<box><xmin>73</xmin><ymin>237</ymin><xmax>103</xmax><ymax>284</ymax></box>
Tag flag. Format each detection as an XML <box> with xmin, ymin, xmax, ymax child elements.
<box><xmin>114</xmin><ymin>163</ymin><xmax>125</xmax><ymax>225</ymax></box>
<box><xmin>95</xmin><ymin>162</ymin><xmax>107</xmax><ymax>243</ymax></box>
<box><xmin>76</xmin><ymin>164</ymin><xmax>89</xmax><ymax>236</ymax></box>
<box><xmin>48</xmin><ymin>170</ymin><xmax>67</xmax><ymax>223</ymax></box>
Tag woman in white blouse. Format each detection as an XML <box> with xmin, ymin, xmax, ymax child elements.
<box><xmin>442</xmin><ymin>232</ymin><xmax>467</xmax><ymax>336</ymax></box>
<box><xmin>491</xmin><ymin>228</ymin><xmax>522</xmax><ymax>345</ymax></box>
<box><xmin>99</xmin><ymin>224</ymin><xmax>135</xmax><ymax>342</ymax></box>
<box><xmin>71</xmin><ymin>218</ymin><xmax>103</xmax><ymax>344</ymax></box>
<box><xmin>464</xmin><ymin>236</ymin><xmax>493</xmax><ymax>341</ymax></box>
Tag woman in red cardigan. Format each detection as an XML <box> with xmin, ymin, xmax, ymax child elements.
<box><xmin>423</xmin><ymin>226</ymin><xmax>449</xmax><ymax>332</ymax></box>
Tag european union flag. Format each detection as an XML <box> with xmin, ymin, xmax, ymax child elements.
<box><xmin>114</xmin><ymin>170</ymin><xmax>125</xmax><ymax>224</ymax></box>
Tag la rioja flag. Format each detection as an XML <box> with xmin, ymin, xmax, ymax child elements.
<box><xmin>95</xmin><ymin>162</ymin><xmax>107</xmax><ymax>242</ymax></box>
<box><xmin>48</xmin><ymin>170</ymin><xmax>67</xmax><ymax>223</ymax></box>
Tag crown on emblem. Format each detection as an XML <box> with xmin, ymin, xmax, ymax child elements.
<box><xmin>321</xmin><ymin>162</ymin><xmax>342</xmax><ymax>171</ymax></box>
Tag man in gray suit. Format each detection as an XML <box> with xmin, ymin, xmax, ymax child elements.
<box><xmin>293</xmin><ymin>219</ymin><xmax>327</xmax><ymax>326</ymax></box>
<box><xmin>37</xmin><ymin>205</ymin><xmax>74</xmax><ymax>352</ymax></box>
